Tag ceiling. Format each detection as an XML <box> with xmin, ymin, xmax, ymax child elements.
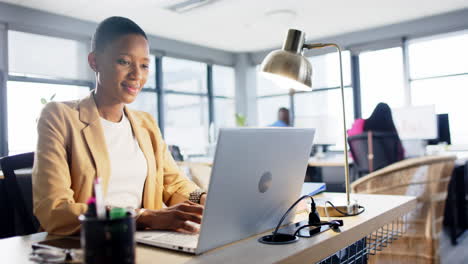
<box><xmin>1</xmin><ymin>0</ymin><xmax>468</xmax><ymax>52</ymax></box>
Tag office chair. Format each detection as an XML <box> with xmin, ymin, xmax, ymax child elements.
<box><xmin>348</xmin><ymin>131</ymin><xmax>403</xmax><ymax>179</ymax></box>
<box><xmin>0</xmin><ymin>152</ymin><xmax>39</xmax><ymax>237</ymax></box>
<box><xmin>0</xmin><ymin>173</ymin><xmax>14</xmax><ymax>238</ymax></box>
<box><xmin>168</xmin><ymin>145</ymin><xmax>184</xmax><ymax>162</ymax></box>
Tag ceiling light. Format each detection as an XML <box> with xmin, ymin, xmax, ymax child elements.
<box><xmin>245</xmin><ymin>9</ymin><xmax>297</xmax><ymax>29</ymax></box>
<box><xmin>264</xmin><ymin>9</ymin><xmax>297</xmax><ymax>22</ymax></box>
<box><xmin>156</xmin><ymin>0</ymin><xmax>220</xmax><ymax>13</ymax></box>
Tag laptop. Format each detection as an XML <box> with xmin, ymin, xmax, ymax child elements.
<box><xmin>136</xmin><ymin>128</ymin><xmax>315</xmax><ymax>254</ymax></box>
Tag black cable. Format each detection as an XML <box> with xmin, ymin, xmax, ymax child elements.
<box><xmin>268</xmin><ymin>195</ymin><xmax>365</xmax><ymax>242</ymax></box>
<box><xmin>325</xmin><ymin>201</ymin><xmax>365</xmax><ymax>217</ymax></box>
<box><xmin>293</xmin><ymin>220</ymin><xmax>343</xmax><ymax>237</ymax></box>
<box><xmin>272</xmin><ymin>195</ymin><xmax>313</xmax><ymax>236</ymax></box>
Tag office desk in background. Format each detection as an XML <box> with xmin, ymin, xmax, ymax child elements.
<box><xmin>306</xmin><ymin>155</ymin><xmax>354</xmax><ymax>192</ymax></box>
<box><xmin>185</xmin><ymin>155</ymin><xmax>353</xmax><ymax>192</ymax></box>
<box><xmin>0</xmin><ymin>193</ymin><xmax>416</xmax><ymax>264</ymax></box>
<box><xmin>186</xmin><ymin>155</ymin><xmax>352</xmax><ymax>168</ymax></box>
<box><xmin>308</xmin><ymin>155</ymin><xmax>352</xmax><ymax>167</ymax></box>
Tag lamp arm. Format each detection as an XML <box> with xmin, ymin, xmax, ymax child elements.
<box><xmin>303</xmin><ymin>43</ymin><xmax>351</xmax><ymax>207</ymax></box>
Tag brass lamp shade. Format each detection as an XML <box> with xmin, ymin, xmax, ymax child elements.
<box><xmin>260</xmin><ymin>29</ymin><xmax>313</xmax><ymax>91</ymax></box>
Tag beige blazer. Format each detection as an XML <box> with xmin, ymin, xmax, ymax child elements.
<box><xmin>32</xmin><ymin>93</ymin><xmax>198</xmax><ymax>235</ymax></box>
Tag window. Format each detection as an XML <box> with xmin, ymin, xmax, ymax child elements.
<box><xmin>408</xmin><ymin>32</ymin><xmax>468</xmax><ymax>79</ymax></box>
<box><xmin>295</xmin><ymin>89</ymin><xmax>354</xmax><ymax>146</ymax></box>
<box><xmin>213</xmin><ymin>65</ymin><xmax>235</xmax><ymax>97</ymax></box>
<box><xmin>143</xmin><ymin>55</ymin><xmax>157</xmax><ymax>89</ymax></box>
<box><xmin>163</xmin><ymin>57</ymin><xmax>207</xmax><ymax>94</ymax></box>
<box><xmin>294</xmin><ymin>51</ymin><xmax>354</xmax><ymax>148</ymax></box>
<box><xmin>162</xmin><ymin>57</ymin><xmax>208</xmax><ymax>155</ymax></box>
<box><xmin>213</xmin><ymin>65</ymin><xmax>236</xmax><ymax>129</ymax></box>
<box><xmin>8</xmin><ymin>30</ymin><xmax>89</xmax><ymax>80</ymax></box>
<box><xmin>164</xmin><ymin>94</ymin><xmax>209</xmax><ymax>155</ymax></box>
<box><xmin>7</xmin><ymin>81</ymin><xmax>90</xmax><ymax>154</ymax></box>
<box><xmin>309</xmin><ymin>50</ymin><xmax>352</xmax><ymax>89</ymax></box>
<box><xmin>6</xmin><ymin>30</ymin><xmax>92</xmax><ymax>155</ymax></box>
<box><xmin>411</xmin><ymin>76</ymin><xmax>468</xmax><ymax>146</ymax></box>
<box><xmin>256</xmin><ymin>65</ymin><xmax>292</xmax><ymax>126</ymax></box>
<box><xmin>213</xmin><ymin>98</ymin><xmax>235</xmax><ymax>128</ymax></box>
<box><xmin>257</xmin><ymin>66</ymin><xmax>291</xmax><ymax>97</ymax></box>
<box><xmin>408</xmin><ymin>31</ymin><xmax>468</xmax><ymax>146</ymax></box>
<box><xmin>257</xmin><ymin>96</ymin><xmax>290</xmax><ymax>126</ymax></box>
<box><xmin>129</xmin><ymin>91</ymin><xmax>158</xmax><ymax>118</ymax></box>
<box><xmin>359</xmin><ymin>47</ymin><xmax>405</xmax><ymax>118</ymax></box>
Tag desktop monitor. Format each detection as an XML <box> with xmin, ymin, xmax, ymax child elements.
<box><xmin>428</xmin><ymin>114</ymin><xmax>451</xmax><ymax>145</ymax></box>
<box><xmin>391</xmin><ymin>105</ymin><xmax>437</xmax><ymax>140</ymax></box>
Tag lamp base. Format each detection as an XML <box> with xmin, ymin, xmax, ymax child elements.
<box><xmin>316</xmin><ymin>197</ymin><xmax>360</xmax><ymax>217</ymax></box>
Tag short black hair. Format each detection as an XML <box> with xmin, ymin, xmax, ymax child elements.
<box><xmin>278</xmin><ymin>107</ymin><xmax>289</xmax><ymax>113</ymax></box>
<box><xmin>91</xmin><ymin>16</ymin><xmax>147</xmax><ymax>52</ymax></box>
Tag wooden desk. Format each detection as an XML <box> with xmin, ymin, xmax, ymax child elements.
<box><xmin>0</xmin><ymin>193</ymin><xmax>416</xmax><ymax>263</ymax></box>
<box><xmin>308</xmin><ymin>157</ymin><xmax>345</xmax><ymax>167</ymax></box>
<box><xmin>308</xmin><ymin>155</ymin><xmax>354</xmax><ymax>167</ymax></box>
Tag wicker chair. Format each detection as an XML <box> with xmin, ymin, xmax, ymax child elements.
<box><xmin>176</xmin><ymin>161</ymin><xmax>212</xmax><ymax>190</ymax></box>
<box><xmin>351</xmin><ymin>155</ymin><xmax>456</xmax><ymax>264</ymax></box>
<box><xmin>187</xmin><ymin>162</ymin><xmax>212</xmax><ymax>190</ymax></box>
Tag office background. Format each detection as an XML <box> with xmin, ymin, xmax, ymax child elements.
<box><xmin>0</xmin><ymin>2</ymin><xmax>468</xmax><ymax>157</ymax></box>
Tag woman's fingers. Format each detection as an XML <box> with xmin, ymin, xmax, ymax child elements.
<box><xmin>175</xmin><ymin>228</ymin><xmax>193</xmax><ymax>234</ymax></box>
<box><xmin>175</xmin><ymin>220</ymin><xmax>200</xmax><ymax>234</ymax></box>
<box><xmin>178</xmin><ymin>202</ymin><xmax>204</xmax><ymax>215</ymax></box>
<box><xmin>175</xmin><ymin>210</ymin><xmax>202</xmax><ymax>224</ymax></box>
<box><xmin>138</xmin><ymin>202</ymin><xmax>205</xmax><ymax>232</ymax></box>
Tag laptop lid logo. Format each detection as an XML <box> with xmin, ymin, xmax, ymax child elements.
<box><xmin>258</xmin><ymin>172</ymin><xmax>272</xmax><ymax>193</ymax></box>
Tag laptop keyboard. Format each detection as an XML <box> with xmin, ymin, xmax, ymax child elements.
<box><xmin>137</xmin><ymin>231</ymin><xmax>199</xmax><ymax>246</ymax></box>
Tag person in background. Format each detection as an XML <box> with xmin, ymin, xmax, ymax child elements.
<box><xmin>33</xmin><ymin>16</ymin><xmax>205</xmax><ymax>236</ymax></box>
<box><xmin>270</xmin><ymin>107</ymin><xmax>291</xmax><ymax>127</ymax></box>
<box><xmin>347</xmin><ymin>102</ymin><xmax>404</xmax><ymax>159</ymax></box>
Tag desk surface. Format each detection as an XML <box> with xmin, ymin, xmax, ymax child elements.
<box><xmin>308</xmin><ymin>155</ymin><xmax>352</xmax><ymax>167</ymax></box>
<box><xmin>0</xmin><ymin>193</ymin><xmax>416</xmax><ymax>264</ymax></box>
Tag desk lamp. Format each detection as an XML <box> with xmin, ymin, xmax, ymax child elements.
<box><xmin>260</xmin><ymin>29</ymin><xmax>360</xmax><ymax>216</ymax></box>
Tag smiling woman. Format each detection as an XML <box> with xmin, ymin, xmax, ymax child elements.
<box><xmin>32</xmin><ymin>16</ymin><xmax>206</xmax><ymax>236</ymax></box>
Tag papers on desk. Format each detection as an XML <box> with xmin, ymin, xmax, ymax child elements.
<box><xmin>301</xmin><ymin>182</ymin><xmax>326</xmax><ymax>197</ymax></box>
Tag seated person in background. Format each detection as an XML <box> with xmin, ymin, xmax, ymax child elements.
<box><xmin>347</xmin><ymin>102</ymin><xmax>404</xmax><ymax>160</ymax></box>
<box><xmin>270</xmin><ymin>107</ymin><xmax>291</xmax><ymax>127</ymax></box>
<box><xmin>33</xmin><ymin>16</ymin><xmax>205</xmax><ymax>236</ymax></box>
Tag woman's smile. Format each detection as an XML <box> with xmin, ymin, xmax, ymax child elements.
<box><xmin>122</xmin><ymin>81</ymin><xmax>140</xmax><ymax>95</ymax></box>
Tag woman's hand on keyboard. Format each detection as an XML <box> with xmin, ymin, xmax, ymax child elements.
<box><xmin>137</xmin><ymin>201</ymin><xmax>204</xmax><ymax>234</ymax></box>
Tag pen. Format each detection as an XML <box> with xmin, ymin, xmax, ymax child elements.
<box><xmin>85</xmin><ymin>197</ymin><xmax>97</xmax><ymax>218</ymax></box>
<box><xmin>94</xmin><ymin>178</ymin><xmax>106</xmax><ymax>219</ymax></box>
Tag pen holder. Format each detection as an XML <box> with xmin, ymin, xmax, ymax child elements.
<box><xmin>79</xmin><ymin>213</ymin><xmax>135</xmax><ymax>264</ymax></box>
